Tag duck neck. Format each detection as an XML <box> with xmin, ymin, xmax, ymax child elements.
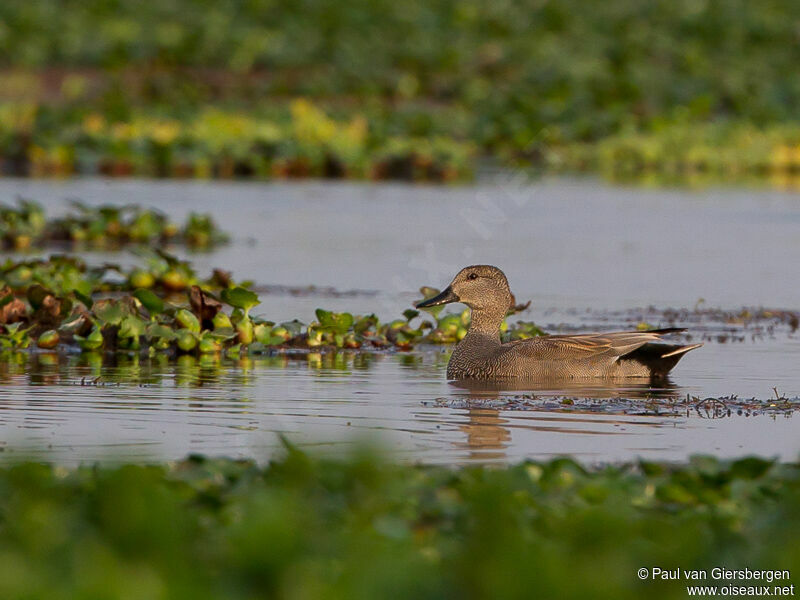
<box><xmin>465</xmin><ymin>306</ymin><xmax>504</xmax><ymax>345</ymax></box>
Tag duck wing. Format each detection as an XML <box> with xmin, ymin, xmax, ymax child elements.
<box><xmin>504</xmin><ymin>328</ymin><xmax>686</xmax><ymax>362</ymax></box>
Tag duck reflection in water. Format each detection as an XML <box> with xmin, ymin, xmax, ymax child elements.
<box><xmin>450</xmin><ymin>377</ymin><xmax>682</xmax><ymax>400</ymax></box>
<box><xmin>449</xmin><ymin>378</ymin><xmax>682</xmax><ymax>461</ymax></box>
<box><xmin>457</xmin><ymin>408</ymin><xmax>512</xmax><ymax>461</ymax></box>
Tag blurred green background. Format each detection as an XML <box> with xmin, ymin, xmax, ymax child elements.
<box><xmin>2</xmin><ymin>0</ymin><xmax>800</xmax><ymax>181</ymax></box>
<box><xmin>1</xmin><ymin>450</ymin><xmax>798</xmax><ymax>600</ymax></box>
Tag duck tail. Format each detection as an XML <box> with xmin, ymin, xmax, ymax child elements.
<box><xmin>660</xmin><ymin>343</ymin><xmax>703</xmax><ymax>358</ymax></box>
<box><xmin>623</xmin><ymin>341</ymin><xmax>703</xmax><ymax>379</ymax></box>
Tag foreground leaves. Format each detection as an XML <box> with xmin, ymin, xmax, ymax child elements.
<box><xmin>0</xmin><ymin>451</ymin><xmax>797</xmax><ymax>600</ymax></box>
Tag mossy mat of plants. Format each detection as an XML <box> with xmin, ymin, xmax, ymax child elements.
<box><xmin>0</xmin><ymin>449</ymin><xmax>797</xmax><ymax>599</ymax></box>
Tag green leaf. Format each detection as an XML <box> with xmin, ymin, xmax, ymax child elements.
<box><xmin>417</xmin><ymin>287</ymin><xmax>444</xmax><ymax>318</ymax></box>
<box><xmin>730</xmin><ymin>457</ymin><xmax>774</xmax><ymax>480</ymax></box>
<box><xmin>176</xmin><ymin>308</ymin><xmax>201</xmax><ymax>333</ymax></box>
<box><xmin>221</xmin><ymin>287</ymin><xmax>260</xmax><ymax>314</ymax></box>
<box><xmin>146</xmin><ymin>323</ymin><xmax>176</xmax><ymax>341</ymax></box>
<box><xmin>73</xmin><ymin>289</ymin><xmax>93</xmax><ymax>309</ymax></box>
<box><xmin>315</xmin><ymin>309</ymin><xmax>354</xmax><ymax>334</ymax></box>
<box><xmin>353</xmin><ymin>314</ymin><xmax>378</xmax><ymax>334</ymax></box>
<box><xmin>403</xmin><ymin>309</ymin><xmax>419</xmax><ymax>321</ymax></box>
<box><xmin>280</xmin><ymin>319</ymin><xmax>304</xmax><ymax>337</ymax></box>
<box><xmin>94</xmin><ymin>301</ymin><xmax>124</xmax><ymax>326</ymax></box>
<box><xmin>26</xmin><ymin>284</ymin><xmax>52</xmax><ymax>310</ymax></box>
<box><xmin>118</xmin><ymin>315</ymin><xmax>146</xmax><ymax>338</ymax></box>
<box><xmin>74</xmin><ymin>326</ymin><xmax>103</xmax><ymax>351</ymax></box>
<box><xmin>133</xmin><ymin>289</ymin><xmax>165</xmax><ymax>315</ymax></box>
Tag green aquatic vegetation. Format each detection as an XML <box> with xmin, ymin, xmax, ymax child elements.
<box><xmin>0</xmin><ymin>199</ymin><xmax>228</xmax><ymax>249</ymax></box>
<box><xmin>0</xmin><ymin>322</ymin><xmax>32</xmax><ymax>349</ymax></box>
<box><xmin>549</xmin><ymin>121</ymin><xmax>800</xmax><ymax>183</ymax></box>
<box><xmin>0</xmin><ymin>451</ymin><xmax>798</xmax><ymax>599</ymax></box>
<box><xmin>5</xmin><ymin>1</ymin><xmax>800</xmax><ymax>182</ymax></box>
<box><xmin>223</xmin><ymin>286</ymin><xmax>260</xmax><ymax>345</ymax></box>
<box><xmin>504</xmin><ymin>321</ymin><xmax>546</xmax><ymax>341</ymax></box>
<box><xmin>0</xmin><ymin>102</ymin><xmax>474</xmax><ymax>181</ymax></box>
<box><xmin>0</xmin><ymin>260</ymin><xmax>545</xmax><ymax>355</ymax></box>
<box><xmin>132</xmin><ymin>288</ymin><xmax>165</xmax><ymax>315</ymax></box>
<box><xmin>0</xmin><ymin>199</ymin><xmax>46</xmax><ymax>249</ymax></box>
<box><xmin>0</xmin><ymin>251</ymin><xmax>233</xmax><ymax>298</ymax></box>
<box><xmin>72</xmin><ymin>324</ymin><xmax>103</xmax><ymax>351</ymax></box>
<box><xmin>35</xmin><ymin>329</ymin><xmax>59</xmax><ymax>349</ymax></box>
<box><xmin>0</xmin><ymin>255</ymin><xmax>98</xmax><ymax>298</ymax></box>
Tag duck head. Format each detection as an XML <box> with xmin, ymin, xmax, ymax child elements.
<box><xmin>416</xmin><ymin>265</ymin><xmax>513</xmax><ymax>313</ymax></box>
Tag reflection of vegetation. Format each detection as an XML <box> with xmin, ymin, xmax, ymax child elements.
<box><xmin>0</xmin><ymin>262</ymin><xmax>545</xmax><ymax>355</ymax></box>
<box><xmin>0</xmin><ymin>449</ymin><xmax>797</xmax><ymax>599</ymax></box>
<box><xmin>0</xmin><ymin>349</ymin><xmax>390</xmax><ymax>389</ymax></box>
<box><xmin>0</xmin><ymin>199</ymin><xmax>227</xmax><ymax>249</ymax></box>
<box><xmin>3</xmin><ymin>1</ymin><xmax>800</xmax><ymax>182</ymax></box>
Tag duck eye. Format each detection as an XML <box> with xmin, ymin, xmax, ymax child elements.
<box><xmin>467</xmin><ymin>273</ymin><xmax>478</xmax><ymax>280</ymax></box>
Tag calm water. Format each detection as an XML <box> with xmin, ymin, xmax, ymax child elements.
<box><xmin>1</xmin><ymin>176</ymin><xmax>799</xmax><ymax>465</ymax></box>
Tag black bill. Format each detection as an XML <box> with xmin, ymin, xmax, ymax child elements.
<box><xmin>415</xmin><ymin>286</ymin><xmax>459</xmax><ymax>308</ymax></box>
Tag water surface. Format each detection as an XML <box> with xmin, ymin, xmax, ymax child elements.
<box><xmin>1</xmin><ymin>177</ymin><xmax>799</xmax><ymax>464</ymax></box>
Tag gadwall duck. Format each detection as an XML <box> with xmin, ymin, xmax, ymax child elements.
<box><xmin>416</xmin><ymin>265</ymin><xmax>702</xmax><ymax>380</ymax></box>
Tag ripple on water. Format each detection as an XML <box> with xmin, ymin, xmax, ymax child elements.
<box><xmin>0</xmin><ymin>342</ymin><xmax>797</xmax><ymax>465</ymax></box>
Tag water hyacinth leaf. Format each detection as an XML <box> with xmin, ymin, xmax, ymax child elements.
<box><xmin>253</xmin><ymin>323</ymin><xmax>277</xmax><ymax>345</ymax></box>
<box><xmin>26</xmin><ymin>284</ymin><xmax>52</xmax><ymax>310</ymax></box>
<box><xmin>133</xmin><ymin>289</ymin><xmax>165</xmax><ymax>315</ymax></box>
<box><xmin>198</xmin><ymin>333</ymin><xmax>221</xmax><ymax>354</ymax></box>
<box><xmin>129</xmin><ymin>270</ymin><xmax>156</xmax><ymax>289</ymax></box>
<box><xmin>315</xmin><ymin>309</ymin><xmax>353</xmax><ymax>334</ymax></box>
<box><xmin>176</xmin><ymin>330</ymin><xmax>197</xmax><ymax>352</ymax></box>
<box><xmin>729</xmin><ymin>457</ymin><xmax>774</xmax><ymax>479</ymax></box>
<box><xmin>73</xmin><ymin>278</ymin><xmax>94</xmax><ymax>300</ymax></box>
<box><xmin>118</xmin><ymin>315</ymin><xmax>146</xmax><ymax>338</ymax></box>
<box><xmin>0</xmin><ymin>322</ymin><xmax>32</xmax><ymax>348</ymax></box>
<box><xmin>206</xmin><ymin>331</ymin><xmax>236</xmax><ymax>342</ymax></box>
<box><xmin>280</xmin><ymin>319</ymin><xmax>304</xmax><ymax>337</ymax></box>
<box><xmin>236</xmin><ymin>318</ymin><xmax>254</xmax><ymax>345</ymax></box>
<box><xmin>176</xmin><ymin>309</ymin><xmax>201</xmax><ymax>333</ymax></box>
<box><xmin>146</xmin><ymin>323</ymin><xmax>176</xmax><ymax>341</ymax></box>
<box><xmin>37</xmin><ymin>329</ymin><xmax>60</xmax><ymax>349</ymax></box>
<box><xmin>403</xmin><ymin>309</ymin><xmax>419</xmax><ymax>321</ymax></box>
<box><xmin>417</xmin><ymin>287</ymin><xmax>445</xmax><ymax>318</ymax></box>
<box><xmin>58</xmin><ymin>314</ymin><xmax>89</xmax><ymax>335</ymax></box>
<box><xmin>270</xmin><ymin>326</ymin><xmax>290</xmax><ymax>341</ymax></box>
<box><xmin>73</xmin><ymin>289</ymin><xmax>93</xmax><ymax>309</ymax></box>
<box><xmin>353</xmin><ymin>314</ymin><xmax>378</xmax><ymax>334</ymax></box>
<box><xmin>155</xmin><ymin>248</ymin><xmax>183</xmax><ymax>267</ymax></box>
<box><xmin>212</xmin><ymin>311</ymin><xmax>233</xmax><ymax>330</ymax></box>
<box><xmin>74</xmin><ymin>326</ymin><xmax>103</xmax><ymax>351</ymax></box>
<box><xmin>94</xmin><ymin>301</ymin><xmax>125</xmax><ymax>325</ymax></box>
<box><xmin>221</xmin><ymin>287</ymin><xmax>260</xmax><ymax>315</ymax></box>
